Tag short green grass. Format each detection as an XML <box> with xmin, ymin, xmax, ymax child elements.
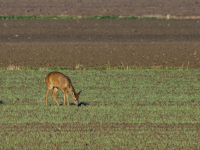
<box><xmin>0</xmin><ymin>68</ymin><xmax>200</xmax><ymax>149</ymax></box>
<box><xmin>1</xmin><ymin>15</ymin><xmax>199</xmax><ymax>20</ymax></box>
<box><xmin>0</xmin><ymin>15</ymin><xmax>166</xmax><ymax>20</ymax></box>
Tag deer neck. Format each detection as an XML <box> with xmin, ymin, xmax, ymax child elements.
<box><xmin>69</xmin><ymin>85</ymin><xmax>77</xmax><ymax>98</ymax></box>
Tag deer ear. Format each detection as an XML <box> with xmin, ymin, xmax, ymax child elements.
<box><xmin>77</xmin><ymin>91</ymin><xmax>81</xmax><ymax>97</ymax></box>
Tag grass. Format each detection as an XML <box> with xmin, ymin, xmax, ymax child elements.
<box><xmin>0</xmin><ymin>15</ymin><xmax>181</xmax><ymax>20</ymax></box>
<box><xmin>0</xmin><ymin>68</ymin><xmax>200</xmax><ymax>149</ymax></box>
<box><xmin>0</xmin><ymin>15</ymin><xmax>78</xmax><ymax>20</ymax></box>
<box><xmin>6</xmin><ymin>65</ymin><xmax>192</xmax><ymax>71</ymax></box>
<box><xmin>1</xmin><ymin>15</ymin><xmax>200</xmax><ymax>20</ymax></box>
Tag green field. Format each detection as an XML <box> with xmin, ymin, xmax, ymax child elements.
<box><xmin>1</xmin><ymin>15</ymin><xmax>199</xmax><ymax>20</ymax></box>
<box><xmin>0</xmin><ymin>68</ymin><xmax>200</xmax><ymax>149</ymax></box>
<box><xmin>0</xmin><ymin>15</ymin><xmax>166</xmax><ymax>20</ymax></box>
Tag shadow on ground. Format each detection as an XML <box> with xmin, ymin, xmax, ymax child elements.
<box><xmin>58</xmin><ymin>102</ymin><xmax>89</xmax><ymax>107</ymax></box>
<box><xmin>0</xmin><ymin>101</ymin><xmax>4</xmax><ymax>104</ymax></box>
<box><xmin>78</xmin><ymin>102</ymin><xmax>89</xmax><ymax>107</ymax></box>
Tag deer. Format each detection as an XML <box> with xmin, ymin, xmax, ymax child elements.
<box><xmin>45</xmin><ymin>72</ymin><xmax>81</xmax><ymax>106</ymax></box>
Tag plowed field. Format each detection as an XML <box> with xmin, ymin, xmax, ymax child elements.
<box><xmin>1</xmin><ymin>0</ymin><xmax>200</xmax><ymax>17</ymax></box>
<box><xmin>1</xmin><ymin>19</ymin><xmax>200</xmax><ymax>68</ymax></box>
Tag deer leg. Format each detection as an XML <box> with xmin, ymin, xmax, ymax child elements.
<box><xmin>45</xmin><ymin>87</ymin><xmax>52</xmax><ymax>106</ymax></box>
<box><xmin>52</xmin><ymin>87</ymin><xmax>60</xmax><ymax>106</ymax></box>
<box><xmin>65</xmin><ymin>92</ymin><xmax>69</xmax><ymax>106</ymax></box>
<box><xmin>62</xmin><ymin>90</ymin><xmax>66</xmax><ymax>106</ymax></box>
<box><xmin>63</xmin><ymin>93</ymin><xmax>66</xmax><ymax>106</ymax></box>
<box><xmin>60</xmin><ymin>90</ymin><xmax>66</xmax><ymax>106</ymax></box>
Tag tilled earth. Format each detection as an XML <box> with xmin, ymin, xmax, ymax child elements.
<box><xmin>0</xmin><ymin>0</ymin><xmax>200</xmax><ymax>17</ymax></box>
<box><xmin>0</xmin><ymin>19</ymin><xmax>200</xmax><ymax>68</ymax></box>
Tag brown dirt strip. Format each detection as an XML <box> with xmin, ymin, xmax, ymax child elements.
<box><xmin>0</xmin><ymin>19</ymin><xmax>200</xmax><ymax>68</ymax></box>
<box><xmin>1</xmin><ymin>122</ymin><xmax>200</xmax><ymax>132</ymax></box>
<box><xmin>0</xmin><ymin>0</ymin><xmax>200</xmax><ymax>17</ymax></box>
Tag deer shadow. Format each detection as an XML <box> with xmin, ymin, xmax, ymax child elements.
<box><xmin>59</xmin><ymin>102</ymin><xmax>89</xmax><ymax>107</ymax></box>
<box><xmin>0</xmin><ymin>101</ymin><xmax>3</xmax><ymax>104</ymax></box>
<box><xmin>77</xmin><ymin>102</ymin><xmax>89</xmax><ymax>107</ymax></box>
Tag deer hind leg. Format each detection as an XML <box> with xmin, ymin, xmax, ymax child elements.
<box><xmin>52</xmin><ymin>87</ymin><xmax>60</xmax><ymax>106</ymax></box>
<box><xmin>45</xmin><ymin>86</ymin><xmax>52</xmax><ymax>106</ymax></box>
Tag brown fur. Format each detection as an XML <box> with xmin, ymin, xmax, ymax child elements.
<box><xmin>45</xmin><ymin>72</ymin><xmax>81</xmax><ymax>106</ymax></box>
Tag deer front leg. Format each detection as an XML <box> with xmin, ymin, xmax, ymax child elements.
<box><xmin>63</xmin><ymin>94</ymin><xmax>66</xmax><ymax>106</ymax></box>
<box><xmin>65</xmin><ymin>92</ymin><xmax>69</xmax><ymax>106</ymax></box>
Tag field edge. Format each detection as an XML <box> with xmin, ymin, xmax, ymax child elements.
<box><xmin>1</xmin><ymin>15</ymin><xmax>200</xmax><ymax>20</ymax></box>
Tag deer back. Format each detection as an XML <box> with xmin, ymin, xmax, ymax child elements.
<box><xmin>45</xmin><ymin>72</ymin><xmax>72</xmax><ymax>90</ymax></box>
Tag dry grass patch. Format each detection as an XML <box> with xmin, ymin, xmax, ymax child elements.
<box><xmin>7</xmin><ymin>64</ymin><xmax>20</xmax><ymax>70</ymax></box>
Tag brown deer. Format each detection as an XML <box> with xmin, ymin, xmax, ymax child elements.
<box><xmin>45</xmin><ymin>72</ymin><xmax>81</xmax><ymax>106</ymax></box>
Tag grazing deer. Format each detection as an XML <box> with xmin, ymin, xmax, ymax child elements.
<box><xmin>45</xmin><ymin>72</ymin><xmax>81</xmax><ymax>106</ymax></box>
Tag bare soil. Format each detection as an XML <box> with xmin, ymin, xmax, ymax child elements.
<box><xmin>0</xmin><ymin>0</ymin><xmax>200</xmax><ymax>17</ymax></box>
<box><xmin>0</xmin><ymin>19</ymin><xmax>200</xmax><ymax>68</ymax></box>
<box><xmin>1</xmin><ymin>0</ymin><xmax>200</xmax><ymax>68</ymax></box>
